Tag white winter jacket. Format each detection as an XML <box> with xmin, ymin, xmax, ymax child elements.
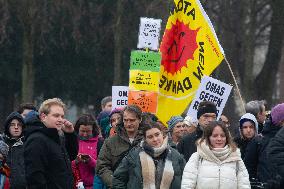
<box><xmin>181</xmin><ymin>142</ymin><xmax>251</xmax><ymax>189</ymax></box>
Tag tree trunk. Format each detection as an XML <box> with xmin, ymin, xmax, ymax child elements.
<box><xmin>242</xmin><ymin>0</ymin><xmax>257</xmax><ymax>99</ymax></box>
<box><xmin>113</xmin><ymin>0</ymin><xmax>127</xmax><ymax>85</ymax></box>
<box><xmin>254</xmin><ymin>0</ymin><xmax>284</xmax><ymax>107</ymax></box>
<box><xmin>21</xmin><ymin>29</ymin><xmax>34</xmax><ymax>102</ymax></box>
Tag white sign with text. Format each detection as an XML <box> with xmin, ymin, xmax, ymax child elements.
<box><xmin>112</xmin><ymin>86</ymin><xmax>129</xmax><ymax>110</ymax></box>
<box><xmin>137</xmin><ymin>17</ymin><xmax>162</xmax><ymax>51</ymax></box>
<box><xmin>187</xmin><ymin>76</ymin><xmax>233</xmax><ymax>122</ymax></box>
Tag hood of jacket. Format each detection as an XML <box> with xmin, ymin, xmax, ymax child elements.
<box><xmin>4</xmin><ymin>112</ymin><xmax>24</xmax><ymax>137</ymax></box>
<box><xmin>23</xmin><ymin>114</ymin><xmax>61</xmax><ymax>144</ymax></box>
<box><xmin>24</xmin><ymin>110</ymin><xmax>42</xmax><ymax>127</ymax></box>
<box><xmin>239</xmin><ymin>113</ymin><xmax>258</xmax><ymax>138</ymax></box>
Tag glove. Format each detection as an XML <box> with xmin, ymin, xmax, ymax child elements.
<box><xmin>77</xmin><ymin>181</ymin><xmax>85</xmax><ymax>189</ymax></box>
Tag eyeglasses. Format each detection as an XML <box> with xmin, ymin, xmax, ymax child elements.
<box><xmin>10</xmin><ymin>123</ymin><xmax>23</xmax><ymax>128</ymax></box>
<box><xmin>123</xmin><ymin>118</ymin><xmax>137</xmax><ymax>123</ymax></box>
<box><xmin>201</xmin><ymin>114</ymin><xmax>217</xmax><ymax>119</ymax></box>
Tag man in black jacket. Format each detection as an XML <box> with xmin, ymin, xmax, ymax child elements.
<box><xmin>177</xmin><ymin>101</ymin><xmax>217</xmax><ymax>161</ymax></box>
<box><xmin>24</xmin><ymin>98</ymin><xmax>78</xmax><ymax>189</ymax></box>
<box><xmin>267</xmin><ymin>103</ymin><xmax>284</xmax><ymax>189</ymax></box>
<box><xmin>3</xmin><ymin>111</ymin><xmax>26</xmax><ymax>189</ymax></box>
<box><xmin>245</xmin><ymin>100</ymin><xmax>266</xmax><ymax>134</ymax></box>
<box><xmin>244</xmin><ymin>117</ymin><xmax>281</xmax><ymax>183</ymax></box>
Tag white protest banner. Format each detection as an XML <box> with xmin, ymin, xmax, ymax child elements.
<box><xmin>137</xmin><ymin>17</ymin><xmax>162</xmax><ymax>51</ymax></box>
<box><xmin>112</xmin><ymin>86</ymin><xmax>129</xmax><ymax>110</ymax></box>
<box><xmin>187</xmin><ymin>76</ymin><xmax>233</xmax><ymax>122</ymax></box>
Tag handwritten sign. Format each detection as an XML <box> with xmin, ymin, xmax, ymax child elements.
<box><xmin>187</xmin><ymin>76</ymin><xmax>233</xmax><ymax>122</ymax></box>
<box><xmin>112</xmin><ymin>86</ymin><xmax>129</xmax><ymax>110</ymax></box>
<box><xmin>130</xmin><ymin>50</ymin><xmax>161</xmax><ymax>72</ymax></box>
<box><xmin>129</xmin><ymin>70</ymin><xmax>159</xmax><ymax>92</ymax></box>
<box><xmin>128</xmin><ymin>90</ymin><xmax>158</xmax><ymax>113</ymax></box>
<box><xmin>137</xmin><ymin>17</ymin><xmax>162</xmax><ymax>51</ymax></box>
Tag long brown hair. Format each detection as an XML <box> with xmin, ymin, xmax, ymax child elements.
<box><xmin>74</xmin><ymin>114</ymin><xmax>100</xmax><ymax>136</ymax></box>
<box><xmin>198</xmin><ymin>121</ymin><xmax>237</xmax><ymax>151</ymax></box>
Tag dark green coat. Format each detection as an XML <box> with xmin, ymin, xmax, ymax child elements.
<box><xmin>112</xmin><ymin>146</ymin><xmax>186</xmax><ymax>189</ymax></box>
<box><xmin>95</xmin><ymin>125</ymin><xmax>143</xmax><ymax>188</ymax></box>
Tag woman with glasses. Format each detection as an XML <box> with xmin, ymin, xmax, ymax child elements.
<box><xmin>181</xmin><ymin>121</ymin><xmax>250</xmax><ymax>189</ymax></box>
<box><xmin>113</xmin><ymin>121</ymin><xmax>186</xmax><ymax>189</ymax></box>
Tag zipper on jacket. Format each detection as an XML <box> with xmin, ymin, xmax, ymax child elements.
<box><xmin>218</xmin><ymin>165</ymin><xmax>221</xmax><ymax>189</ymax></box>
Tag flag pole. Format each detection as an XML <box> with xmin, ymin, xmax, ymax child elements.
<box><xmin>224</xmin><ymin>56</ymin><xmax>246</xmax><ymax>114</ymax></box>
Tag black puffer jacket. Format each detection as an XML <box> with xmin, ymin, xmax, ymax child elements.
<box><xmin>24</xmin><ymin>114</ymin><xmax>78</xmax><ymax>189</ymax></box>
<box><xmin>267</xmin><ymin>126</ymin><xmax>284</xmax><ymax>188</ymax></box>
<box><xmin>244</xmin><ymin>119</ymin><xmax>281</xmax><ymax>182</ymax></box>
<box><xmin>177</xmin><ymin>125</ymin><xmax>203</xmax><ymax>161</ymax></box>
<box><xmin>4</xmin><ymin>112</ymin><xmax>26</xmax><ymax>189</ymax></box>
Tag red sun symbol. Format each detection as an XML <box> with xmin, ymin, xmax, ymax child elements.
<box><xmin>160</xmin><ymin>20</ymin><xmax>199</xmax><ymax>75</ymax></box>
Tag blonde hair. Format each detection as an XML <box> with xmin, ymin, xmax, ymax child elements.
<box><xmin>39</xmin><ymin>98</ymin><xmax>66</xmax><ymax>115</ymax></box>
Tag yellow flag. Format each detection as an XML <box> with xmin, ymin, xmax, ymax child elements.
<box><xmin>157</xmin><ymin>0</ymin><xmax>224</xmax><ymax>125</ymax></box>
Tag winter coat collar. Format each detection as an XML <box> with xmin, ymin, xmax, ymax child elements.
<box><xmin>116</xmin><ymin>123</ymin><xmax>143</xmax><ymax>144</ymax></box>
<box><xmin>24</xmin><ymin>115</ymin><xmax>62</xmax><ymax>145</ymax></box>
<box><xmin>262</xmin><ymin>118</ymin><xmax>282</xmax><ymax>137</ymax></box>
<box><xmin>4</xmin><ymin>135</ymin><xmax>24</xmax><ymax>147</ymax></box>
<box><xmin>140</xmin><ymin>137</ymin><xmax>169</xmax><ymax>158</ymax></box>
<box><xmin>197</xmin><ymin>140</ymin><xmax>241</xmax><ymax>164</ymax></box>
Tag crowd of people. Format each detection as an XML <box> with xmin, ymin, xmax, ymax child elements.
<box><xmin>0</xmin><ymin>97</ymin><xmax>283</xmax><ymax>189</ymax></box>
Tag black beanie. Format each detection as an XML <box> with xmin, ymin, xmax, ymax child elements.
<box><xmin>197</xmin><ymin>102</ymin><xmax>217</xmax><ymax>119</ymax></box>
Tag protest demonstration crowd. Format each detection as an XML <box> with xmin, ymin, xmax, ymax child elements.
<box><xmin>0</xmin><ymin>97</ymin><xmax>283</xmax><ymax>189</ymax></box>
<box><xmin>1</xmin><ymin>0</ymin><xmax>283</xmax><ymax>188</ymax></box>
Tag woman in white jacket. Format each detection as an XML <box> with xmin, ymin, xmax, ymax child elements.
<box><xmin>181</xmin><ymin>121</ymin><xmax>251</xmax><ymax>189</ymax></box>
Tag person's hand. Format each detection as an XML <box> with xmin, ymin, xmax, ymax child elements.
<box><xmin>77</xmin><ymin>154</ymin><xmax>90</xmax><ymax>163</ymax></box>
<box><xmin>62</xmin><ymin>119</ymin><xmax>74</xmax><ymax>133</ymax></box>
<box><xmin>80</xmin><ymin>154</ymin><xmax>90</xmax><ymax>163</ymax></box>
<box><xmin>77</xmin><ymin>181</ymin><xmax>85</xmax><ymax>189</ymax></box>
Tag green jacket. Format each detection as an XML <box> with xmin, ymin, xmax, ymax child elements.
<box><xmin>95</xmin><ymin>124</ymin><xmax>143</xmax><ymax>188</ymax></box>
<box><xmin>112</xmin><ymin>146</ymin><xmax>186</xmax><ymax>189</ymax></box>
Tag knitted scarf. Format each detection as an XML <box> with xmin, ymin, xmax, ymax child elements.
<box><xmin>197</xmin><ymin>140</ymin><xmax>241</xmax><ymax>163</ymax></box>
<box><xmin>139</xmin><ymin>137</ymin><xmax>174</xmax><ymax>189</ymax></box>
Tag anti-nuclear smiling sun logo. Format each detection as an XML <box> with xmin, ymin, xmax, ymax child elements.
<box><xmin>160</xmin><ymin>20</ymin><xmax>199</xmax><ymax>75</ymax></box>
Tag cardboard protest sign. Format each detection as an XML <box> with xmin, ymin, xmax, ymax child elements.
<box><xmin>186</xmin><ymin>76</ymin><xmax>232</xmax><ymax>122</ymax></box>
<box><xmin>130</xmin><ymin>50</ymin><xmax>161</xmax><ymax>72</ymax></box>
<box><xmin>129</xmin><ymin>70</ymin><xmax>160</xmax><ymax>92</ymax></box>
<box><xmin>137</xmin><ymin>17</ymin><xmax>162</xmax><ymax>51</ymax></box>
<box><xmin>112</xmin><ymin>86</ymin><xmax>129</xmax><ymax>110</ymax></box>
<box><xmin>128</xmin><ymin>90</ymin><xmax>158</xmax><ymax>113</ymax></box>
